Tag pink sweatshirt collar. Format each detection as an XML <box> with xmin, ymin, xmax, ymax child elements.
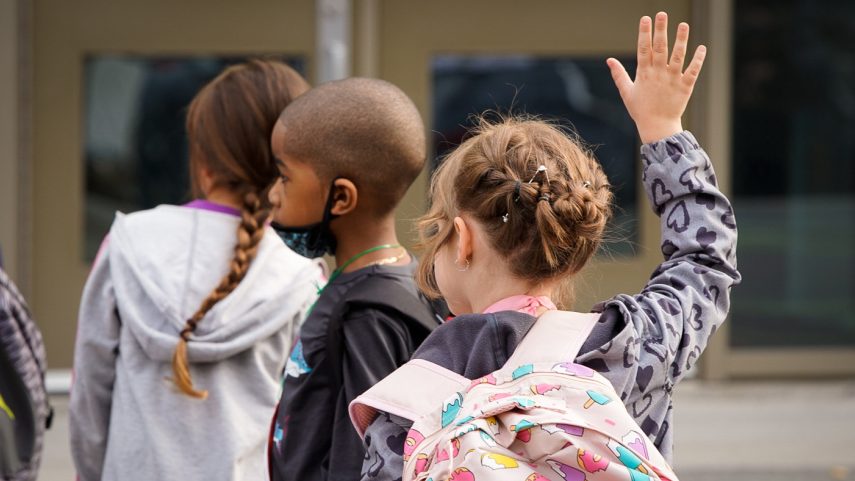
<box><xmin>482</xmin><ymin>295</ymin><xmax>556</xmax><ymax>316</ymax></box>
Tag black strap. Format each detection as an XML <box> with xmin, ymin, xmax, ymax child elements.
<box><xmin>325</xmin><ymin>275</ymin><xmax>441</xmax><ymax>391</ymax></box>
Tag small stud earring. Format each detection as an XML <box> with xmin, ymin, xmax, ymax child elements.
<box><xmin>502</xmin><ymin>213</ymin><xmax>509</xmax><ymax>223</ymax></box>
<box><xmin>455</xmin><ymin>258</ymin><xmax>470</xmax><ymax>272</ymax></box>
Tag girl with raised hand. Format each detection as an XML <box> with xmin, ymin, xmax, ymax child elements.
<box><xmin>358</xmin><ymin>13</ymin><xmax>739</xmax><ymax>480</ymax></box>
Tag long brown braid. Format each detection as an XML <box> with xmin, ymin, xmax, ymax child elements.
<box><xmin>172</xmin><ymin>59</ymin><xmax>310</xmax><ymax>399</ymax></box>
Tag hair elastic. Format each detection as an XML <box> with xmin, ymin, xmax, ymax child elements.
<box><xmin>513</xmin><ymin>181</ymin><xmax>522</xmax><ymax>201</ymax></box>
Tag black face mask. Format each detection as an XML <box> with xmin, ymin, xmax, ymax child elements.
<box><xmin>270</xmin><ymin>180</ymin><xmax>339</xmax><ymax>258</ymax></box>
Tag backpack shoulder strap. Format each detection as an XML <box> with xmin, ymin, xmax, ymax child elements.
<box><xmin>349</xmin><ymin>358</ymin><xmax>468</xmax><ymax>439</ymax></box>
<box><xmin>501</xmin><ymin>310</ymin><xmax>600</xmax><ymax>371</ymax></box>
<box><xmin>349</xmin><ymin>310</ymin><xmax>601</xmax><ymax>438</ymax></box>
<box><xmin>326</xmin><ymin>274</ymin><xmax>442</xmax><ymax>391</ymax></box>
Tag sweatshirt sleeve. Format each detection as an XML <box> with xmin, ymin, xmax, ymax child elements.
<box><xmin>68</xmin><ymin>241</ymin><xmax>121</xmax><ymax>481</ymax></box>
<box><xmin>578</xmin><ymin>131</ymin><xmax>741</xmax><ymax>398</ymax></box>
<box><xmin>360</xmin><ymin>413</ymin><xmax>412</xmax><ymax>481</ymax></box>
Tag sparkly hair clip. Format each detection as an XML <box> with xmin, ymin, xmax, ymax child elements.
<box><xmin>528</xmin><ymin>165</ymin><xmax>549</xmax><ymax>185</ymax></box>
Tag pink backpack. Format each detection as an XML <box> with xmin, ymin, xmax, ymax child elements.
<box><xmin>350</xmin><ymin>311</ymin><xmax>678</xmax><ymax>481</ymax></box>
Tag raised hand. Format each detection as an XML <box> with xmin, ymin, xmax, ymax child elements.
<box><xmin>607</xmin><ymin>12</ymin><xmax>707</xmax><ymax>144</ymax></box>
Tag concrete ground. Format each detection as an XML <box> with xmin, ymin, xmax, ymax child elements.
<box><xmin>38</xmin><ymin>380</ymin><xmax>855</xmax><ymax>481</ymax></box>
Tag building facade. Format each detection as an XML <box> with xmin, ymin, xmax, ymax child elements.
<box><xmin>1</xmin><ymin>0</ymin><xmax>853</xmax><ymax>379</ymax></box>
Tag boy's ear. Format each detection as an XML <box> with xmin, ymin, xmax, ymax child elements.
<box><xmin>452</xmin><ymin>216</ymin><xmax>473</xmax><ymax>266</ymax></box>
<box><xmin>329</xmin><ymin>178</ymin><xmax>358</xmax><ymax>216</ymax></box>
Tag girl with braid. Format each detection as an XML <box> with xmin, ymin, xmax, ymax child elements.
<box><xmin>356</xmin><ymin>13</ymin><xmax>740</xmax><ymax>480</ymax></box>
<box><xmin>69</xmin><ymin>59</ymin><xmax>324</xmax><ymax>481</ymax></box>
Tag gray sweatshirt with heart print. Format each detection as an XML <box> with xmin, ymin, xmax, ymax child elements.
<box><xmin>359</xmin><ymin>131</ymin><xmax>741</xmax><ymax>480</ymax></box>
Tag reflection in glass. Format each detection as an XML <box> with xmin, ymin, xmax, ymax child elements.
<box><xmin>431</xmin><ymin>55</ymin><xmax>639</xmax><ymax>256</ymax></box>
<box><xmin>83</xmin><ymin>56</ymin><xmax>304</xmax><ymax>261</ymax></box>
<box><xmin>731</xmin><ymin>0</ymin><xmax>855</xmax><ymax>347</ymax></box>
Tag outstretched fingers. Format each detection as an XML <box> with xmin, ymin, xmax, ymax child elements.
<box><xmin>669</xmin><ymin>22</ymin><xmax>689</xmax><ymax>72</ymax></box>
<box><xmin>682</xmin><ymin>45</ymin><xmax>707</xmax><ymax>90</ymax></box>
<box><xmin>652</xmin><ymin>12</ymin><xmax>669</xmax><ymax>67</ymax></box>
<box><xmin>607</xmin><ymin>58</ymin><xmax>633</xmax><ymax>101</ymax></box>
<box><xmin>637</xmin><ymin>16</ymin><xmax>653</xmax><ymax>67</ymax></box>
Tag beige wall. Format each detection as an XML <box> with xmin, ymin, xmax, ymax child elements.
<box><xmin>26</xmin><ymin>0</ymin><xmax>854</xmax><ymax>378</ymax></box>
<box><xmin>0</xmin><ymin>0</ymin><xmax>21</xmax><ymax>282</ymax></box>
<box><xmin>32</xmin><ymin>0</ymin><xmax>315</xmax><ymax>368</ymax></box>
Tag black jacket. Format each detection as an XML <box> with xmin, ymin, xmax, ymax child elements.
<box><xmin>269</xmin><ymin>260</ymin><xmax>438</xmax><ymax>481</ymax></box>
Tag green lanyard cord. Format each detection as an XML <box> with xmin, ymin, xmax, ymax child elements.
<box><xmin>307</xmin><ymin>243</ymin><xmax>402</xmax><ymax>314</ymax></box>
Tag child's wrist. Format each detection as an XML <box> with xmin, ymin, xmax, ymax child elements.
<box><xmin>638</xmin><ymin>120</ymin><xmax>684</xmax><ymax>144</ymax></box>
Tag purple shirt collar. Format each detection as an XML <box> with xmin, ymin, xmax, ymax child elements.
<box><xmin>184</xmin><ymin>199</ymin><xmax>241</xmax><ymax>217</ymax></box>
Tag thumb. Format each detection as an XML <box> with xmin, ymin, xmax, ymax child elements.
<box><xmin>606</xmin><ymin>58</ymin><xmax>633</xmax><ymax>101</ymax></box>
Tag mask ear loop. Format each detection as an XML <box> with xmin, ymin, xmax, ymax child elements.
<box><xmin>308</xmin><ymin>177</ymin><xmax>343</xmax><ymax>254</ymax></box>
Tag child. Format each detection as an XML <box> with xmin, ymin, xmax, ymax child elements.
<box><xmin>69</xmin><ymin>60</ymin><xmax>324</xmax><ymax>481</ymax></box>
<box><xmin>266</xmin><ymin>78</ymin><xmax>441</xmax><ymax>481</ymax></box>
<box><xmin>358</xmin><ymin>13</ymin><xmax>740</xmax><ymax>479</ymax></box>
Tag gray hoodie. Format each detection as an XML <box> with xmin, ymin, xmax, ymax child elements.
<box><xmin>69</xmin><ymin>204</ymin><xmax>324</xmax><ymax>481</ymax></box>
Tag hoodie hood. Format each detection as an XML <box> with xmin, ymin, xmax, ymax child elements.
<box><xmin>106</xmin><ymin>205</ymin><xmax>322</xmax><ymax>363</ymax></box>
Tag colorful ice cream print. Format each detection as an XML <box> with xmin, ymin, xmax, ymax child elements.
<box><xmin>450</xmin><ymin>468</ymin><xmax>476</xmax><ymax>481</ymax></box>
<box><xmin>546</xmin><ymin>459</ymin><xmax>586</xmax><ymax>481</ymax></box>
<box><xmin>622</xmin><ymin>431</ymin><xmax>650</xmax><ymax>460</ymax></box>
<box><xmin>479</xmin><ymin>430</ymin><xmax>498</xmax><ymax>447</ymax></box>
<box><xmin>485</xmin><ymin>416</ymin><xmax>500</xmax><ymax>435</ymax></box>
<box><xmin>455</xmin><ymin>423</ymin><xmax>478</xmax><ymax>438</ymax></box>
<box><xmin>511</xmin><ymin>397</ymin><xmax>537</xmax><ymax>408</ymax></box>
<box><xmin>469</xmin><ymin>373</ymin><xmax>497</xmax><ymax>389</ymax></box>
<box><xmin>436</xmin><ymin>439</ymin><xmax>461</xmax><ymax>461</ymax></box>
<box><xmin>525</xmin><ymin>474</ymin><xmax>551</xmax><ymax>481</ymax></box>
<box><xmin>552</xmin><ymin>362</ymin><xmax>595</xmax><ymax>377</ymax></box>
<box><xmin>511</xmin><ymin>419</ymin><xmax>536</xmax><ymax>432</ymax></box>
<box><xmin>403</xmin><ymin>429</ymin><xmax>425</xmax><ymax>461</ymax></box>
<box><xmin>531</xmin><ymin>383</ymin><xmax>561</xmax><ymax>395</ymax></box>
<box><xmin>413</xmin><ymin>453</ymin><xmax>430</xmax><ymax>476</ymax></box>
<box><xmin>488</xmin><ymin>392</ymin><xmax>516</xmax><ymax>402</ymax></box>
<box><xmin>608</xmin><ymin>440</ymin><xmax>651</xmax><ymax>481</ymax></box>
<box><xmin>576</xmin><ymin>449</ymin><xmax>609</xmax><ymax>473</ymax></box>
<box><xmin>481</xmin><ymin>453</ymin><xmax>520</xmax><ymax>470</ymax></box>
<box><xmin>583</xmin><ymin>390</ymin><xmax>611</xmax><ymax>409</ymax></box>
<box><xmin>442</xmin><ymin>392</ymin><xmax>464</xmax><ymax>428</ymax></box>
<box><xmin>512</xmin><ymin>364</ymin><xmax>535</xmax><ymax>380</ymax></box>
<box><xmin>541</xmin><ymin>423</ymin><xmax>585</xmax><ymax>436</ymax></box>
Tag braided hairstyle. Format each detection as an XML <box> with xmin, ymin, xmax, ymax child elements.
<box><xmin>175</xmin><ymin>59</ymin><xmax>310</xmax><ymax>399</ymax></box>
<box><xmin>417</xmin><ymin>117</ymin><xmax>613</xmax><ymax>306</ymax></box>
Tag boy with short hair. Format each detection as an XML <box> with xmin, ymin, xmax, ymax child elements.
<box><xmin>266</xmin><ymin>77</ymin><xmax>440</xmax><ymax>481</ymax></box>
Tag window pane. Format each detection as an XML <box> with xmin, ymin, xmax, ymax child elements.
<box><xmin>731</xmin><ymin>0</ymin><xmax>855</xmax><ymax>347</ymax></box>
<box><xmin>83</xmin><ymin>56</ymin><xmax>305</xmax><ymax>261</ymax></box>
<box><xmin>432</xmin><ymin>55</ymin><xmax>639</xmax><ymax>256</ymax></box>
